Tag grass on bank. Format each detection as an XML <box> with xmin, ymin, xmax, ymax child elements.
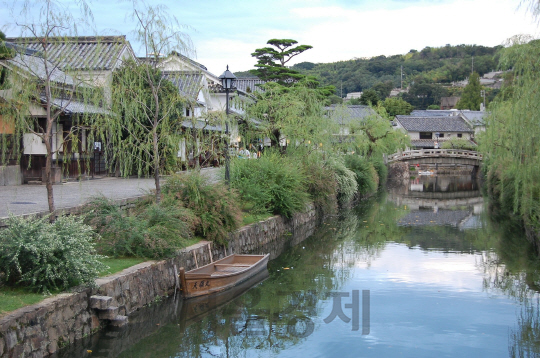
<box><xmin>0</xmin><ymin>256</ymin><xmax>152</xmax><ymax>316</ymax></box>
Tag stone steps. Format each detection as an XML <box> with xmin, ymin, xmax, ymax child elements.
<box><xmin>90</xmin><ymin>295</ymin><xmax>129</xmax><ymax>327</ymax></box>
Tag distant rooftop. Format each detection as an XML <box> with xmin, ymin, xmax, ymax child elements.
<box><xmin>325</xmin><ymin>105</ymin><xmax>377</xmax><ymax>124</ymax></box>
<box><xmin>395</xmin><ymin>115</ymin><xmax>473</xmax><ymax>132</ymax></box>
<box><xmin>410</xmin><ymin>110</ymin><xmax>487</xmax><ymax>127</ymax></box>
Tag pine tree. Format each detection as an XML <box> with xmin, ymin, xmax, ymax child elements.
<box><xmin>456</xmin><ymin>72</ymin><xmax>483</xmax><ymax>110</ymax></box>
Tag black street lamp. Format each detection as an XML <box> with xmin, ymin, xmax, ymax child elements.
<box><xmin>219</xmin><ymin>65</ymin><xmax>237</xmax><ymax>185</ymax></box>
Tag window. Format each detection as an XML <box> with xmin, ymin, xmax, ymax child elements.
<box><xmin>438</xmin><ymin>133</ymin><xmax>444</xmax><ymax>138</ymax></box>
<box><xmin>419</xmin><ymin>132</ymin><xmax>432</xmax><ymax>139</ymax></box>
<box><xmin>186</xmin><ymin>108</ymin><xmax>190</xmax><ymax>117</ymax></box>
<box><xmin>457</xmin><ymin>133</ymin><xmax>462</xmax><ymax>138</ymax></box>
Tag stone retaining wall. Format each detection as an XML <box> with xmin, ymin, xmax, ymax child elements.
<box><xmin>0</xmin><ymin>204</ymin><xmax>319</xmax><ymax>357</ymax></box>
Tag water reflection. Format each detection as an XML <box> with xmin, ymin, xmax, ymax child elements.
<box><xmin>56</xmin><ymin>176</ymin><xmax>540</xmax><ymax>358</ymax></box>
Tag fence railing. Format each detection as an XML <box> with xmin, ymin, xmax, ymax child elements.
<box><xmin>386</xmin><ymin>149</ymin><xmax>483</xmax><ymax>163</ymax></box>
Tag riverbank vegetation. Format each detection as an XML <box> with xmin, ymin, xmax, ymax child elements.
<box><xmin>480</xmin><ymin>36</ymin><xmax>540</xmax><ymax>244</ymax></box>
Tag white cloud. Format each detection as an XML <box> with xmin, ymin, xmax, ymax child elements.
<box><xmin>287</xmin><ymin>0</ymin><xmax>539</xmax><ymax>65</ymax></box>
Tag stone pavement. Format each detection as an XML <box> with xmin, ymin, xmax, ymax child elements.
<box><xmin>0</xmin><ymin>167</ymin><xmax>222</xmax><ymax>219</ymax></box>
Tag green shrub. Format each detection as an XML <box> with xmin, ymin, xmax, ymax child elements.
<box><xmin>370</xmin><ymin>158</ymin><xmax>388</xmax><ymax>186</ymax></box>
<box><xmin>163</xmin><ymin>172</ymin><xmax>242</xmax><ymax>245</ymax></box>
<box><xmin>230</xmin><ymin>152</ymin><xmax>310</xmax><ymax>218</ymax></box>
<box><xmin>327</xmin><ymin>156</ymin><xmax>358</xmax><ymax>204</ymax></box>
<box><xmin>0</xmin><ymin>215</ymin><xmax>107</xmax><ymax>294</ymax></box>
<box><xmin>441</xmin><ymin>138</ymin><xmax>476</xmax><ymax>150</ymax></box>
<box><xmin>302</xmin><ymin>154</ymin><xmax>338</xmax><ymax>212</ymax></box>
<box><xmin>344</xmin><ymin>155</ymin><xmax>379</xmax><ymax>196</ymax></box>
<box><xmin>84</xmin><ymin>196</ymin><xmax>195</xmax><ymax>258</ymax></box>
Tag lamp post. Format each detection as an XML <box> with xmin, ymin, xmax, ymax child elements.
<box><xmin>219</xmin><ymin>65</ymin><xmax>237</xmax><ymax>185</ymax></box>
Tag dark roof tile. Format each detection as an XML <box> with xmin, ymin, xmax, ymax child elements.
<box><xmin>396</xmin><ymin>115</ymin><xmax>473</xmax><ymax>132</ymax></box>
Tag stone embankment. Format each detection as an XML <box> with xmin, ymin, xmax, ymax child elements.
<box><xmin>0</xmin><ymin>204</ymin><xmax>318</xmax><ymax>358</ymax></box>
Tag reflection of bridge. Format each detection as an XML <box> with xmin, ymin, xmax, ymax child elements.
<box><xmin>388</xmin><ymin>192</ymin><xmax>484</xmax><ymax>210</ymax></box>
<box><xmin>386</xmin><ymin>149</ymin><xmax>483</xmax><ymax>166</ymax></box>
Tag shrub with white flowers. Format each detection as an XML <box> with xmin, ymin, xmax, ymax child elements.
<box><xmin>0</xmin><ymin>215</ymin><xmax>107</xmax><ymax>294</ymax></box>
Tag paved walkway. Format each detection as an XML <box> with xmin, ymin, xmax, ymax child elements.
<box><xmin>0</xmin><ymin>168</ymin><xmax>222</xmax><ymax>219</ymax></box>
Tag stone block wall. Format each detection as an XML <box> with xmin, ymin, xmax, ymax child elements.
<box><xmin>0</xmin><ymin>166</ymin><xmax>22</xmax><ymax>186</ymax></box>
<box><xmin>0</xmin><ymin>204</ymin><xmax>319</xmax><ymax>357</ymax></box>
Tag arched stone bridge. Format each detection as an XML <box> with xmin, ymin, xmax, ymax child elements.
<box><xmin>385</xmin><ymin>149</ymin><xmax>483</xmax><ymax>166</ymax></box>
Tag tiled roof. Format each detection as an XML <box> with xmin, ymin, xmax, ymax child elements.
<box><xmin>410</xmin><ymin>139</ymin><xmax>476</xmax><ymax>149</ymax></box>
<box><xmin>5</xmin><ymin>53</ymin><xmax>74</xmax><ymax>86</ymax></box>
<box><xmin>459</xmin><ymin>111</ymin><xmax>487</xmax><ymax>126</ymax></box>
<box><xmin>395</xmin><ymin>115</ymin><xmax>473</xmax><ymax>132</ymax></box>
<box><xmin>4</xmin><ymin>42</ymin><xmax>39</xmax><ymax>56</ymax></box>
<box><xmin>45</xmin><ymin>97</ymin><xmax>109</xmax><ymax>115</ymax></box>
<box><xmin>181</xmin><ymin>119</ymin><xmax>222</xmax><ymax>132</ymax></box>
<box><xmin>410</xmin><ymin>110</ymin><xmax>459</xmax><ymax>117</ymax></box>
<box><xmin>410</xmin><ymin>139</ymin><xmax>439</xmax><ymax>147</ymax></box>
<box><xmin>325</xmin><ymin>105</ymin><xmax>377</xmax><ymax>124</ymax></box>
<box><xmin>234</xmin><ymin>78</ymin><xmax>266</xmax><ymax>93</ymax></box>
<box><xmin>162</xmin><ymin>71</ymin><xmax>204</xmax><ymax>100</ymax></box>
<box><xmin>8</xmin><ymin>36</ymin><xmax>134</xmax><ymax>71</ymax></box>
<box><xmin>410</xmin><ymin>109</ymin><xmax>487</xmax><ymax>127</ymax></box>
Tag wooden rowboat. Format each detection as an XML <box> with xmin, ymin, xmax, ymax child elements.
<box><xmin>179</xmin><ymin>254</ymin><xmax>270</xmax><ymax>299</ymax></box>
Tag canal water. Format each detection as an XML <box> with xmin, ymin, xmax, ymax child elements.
<box><xmin>57</xmin><ymin>175</ymin><xmax>540</xmax><ymax>358</ymax></box>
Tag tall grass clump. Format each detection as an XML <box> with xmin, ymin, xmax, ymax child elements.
<box><xmin>301</xmin><ymin>153</ymin><xmax>338</xmax><ymax>212</ymax></box>
<box><xmin>344</xmin><ymin>155</ymin><xmax>379</xmax><ymax>196</ymax></box>
<box><xmin>162</xmin><ymin>172</ymin><xmax>242</xmax><ymax>245</ymax></box>
<box><xmin>84</xmin><ymin>196</ymin><xmax>195</xmax><ymax>258</ymax></box>
<box><xmin>0</xmin><ymin>215</ymin><xmax>106</xmax><ymax>294</ymax></box>
<box><xmin>370</xmin><ymin>157</ymin><xmax>388</xmax><ymax>186</ymax></box>
<box><xmin>230</xmin><ymin>152</ymin><xmax>310</xmax><ymax>218</ymax></box>
<box><xmin>327</xmin><ymin>156</ymin><xmax>358</xmax><ymax>204</ymax></box>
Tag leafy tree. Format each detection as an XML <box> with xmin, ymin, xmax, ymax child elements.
<box><xmin>371</xmin><ymin>80</ymin><xmax>394</xmax><ymax>99</ymax></box>
<box><xmin>97</xmin><ymin>3</ymin><xmax>193</xmax><ymax>204</ymax></box>
<box><xmin>244</xmin><ymin>82</ymin><xmax>336</xmax><ymax>148</ymax></box>
<box><xmin>359</xmin><ymin>89</ymin><xmax>380</xmax><ymax>106</ymax></box>
<box><xmin>456</xmin><ymin>72</ymin><xmax>483</xmax><ymax>110</ymax></box>
<box><xmin>401</xmin><ymin>76</ymin><xmax>448</xmax><ymax>109</ymax></box>
<box><xmin>480</xmin><ymin>35</ymin><xmax>540</xmax><ymax>233</ymax></box>
<box><xmin>0</xmin><ymin>31</ymin><xmax>15</xmax><ymax>89</ymax></box>
<box><xmin>441</xmin><ymin>138</ymin><xmax>476</xmax><ymax>150</ymax></box>
<box><xmin>1</xmin><ymin>0</ymin><xmax>96</xmax><ymax>214</ymax></box>
<box><xmin>381</xmin><ymin>97</ymin><xmax>413</xmax><ymax>117</ymax></box>
<box><xmin>250</xmin><ymin>39</ymin><xmax>312</xmax><ymax>84</ymax></box>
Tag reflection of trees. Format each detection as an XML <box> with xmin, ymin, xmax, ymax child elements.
<box><xmin>110</xmin><ymin>219</ymin><xmax>351</xmax><ymax>357</ymax></box>
<box><xmin>339</xmin><ymin>192</ymin><xmax>408</xmax><ymax>267</ymax></box>
<box><xmin>509</xmin><ymin>297</ymin><xmax>540</xmax><ymax>358</ymax></box>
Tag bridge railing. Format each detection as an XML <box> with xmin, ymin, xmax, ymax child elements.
<box><xmin>386</xmin><ymin>149</ymin><xmax>483</xmax><ymax>163</ymax></box>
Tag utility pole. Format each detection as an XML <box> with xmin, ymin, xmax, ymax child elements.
<box><xmin>471</xmin><ymin>56</ymin><xmax>474</xmax><ymax>74</ymax></box>
<box><xmin>401</xmin><ymin>65</ymin><xmax>403</xmax><ymax>90</ymax></box>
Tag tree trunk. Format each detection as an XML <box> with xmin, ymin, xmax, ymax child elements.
<box><xmin>153</xmin><ymin>128</ymin><xmax>161</xmax><ymax>204</ymax></box>
<box><xmin>270</xmin><ymin>129</ymin><xmax>281</xmax><ymax>148</ymax></box>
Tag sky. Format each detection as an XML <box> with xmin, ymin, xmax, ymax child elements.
<box><xmin>1</xmin><ymin>0</ymin><xmax>539</xmax><ymax>76</ymax></box>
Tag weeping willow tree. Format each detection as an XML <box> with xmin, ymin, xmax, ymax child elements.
<box><xmin>244</xmin><ymin>81</ymin><xmax>338</xmax><ymax>150</ymax></box>
<box><xmin>1</xmin><ymin>0</ymin><xmax>97</xmax><ymax>214</ymax></box>
<box><xmin>328</xmin><ymin>103</ymin><xmax>410</xmax><ymax>158</ymax></box>
<box><xmin>97</xmin><ymin>2</ymin><xmax>193</xmax><ymax>203</ymax></box>
<box><xmin>480</xmin><ymin>35</ymin><xmax>540</xmax><ymax>237</ymax></box>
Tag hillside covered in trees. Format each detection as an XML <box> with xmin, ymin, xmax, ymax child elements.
<box><xmin>237</xmin><ymin>44</ymin><xmax>502</xmax><ymax>101</ymax></box>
